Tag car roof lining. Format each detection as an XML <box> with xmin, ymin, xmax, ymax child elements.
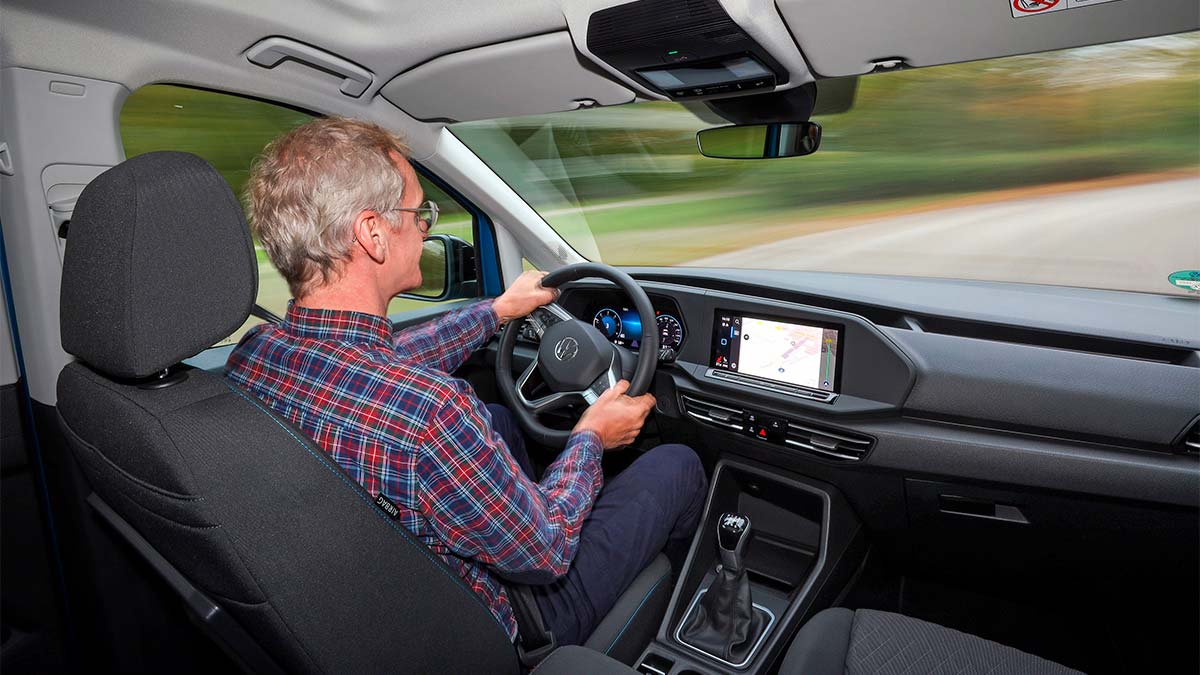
<box><xmin>3</xmin><ymin>0</ymin><xmax>1196</xmax><ymax>137</ymax></box>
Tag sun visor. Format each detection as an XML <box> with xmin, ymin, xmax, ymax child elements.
<box><xmin>779</xmin><ymin>0</ymin><xmax>1199</xmax><ymax>76</ymax></box>
<box><xmin>380</xmin><ymin>32</ymin><xmax>636</xmax><ymax>122</ymax></box>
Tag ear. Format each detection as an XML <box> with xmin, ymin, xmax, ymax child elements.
<box><xmin>351</xmin><ymin>210</ymin><xmax>388</xmax><ymax>264</ymax></box>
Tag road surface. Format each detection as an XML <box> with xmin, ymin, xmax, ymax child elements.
<box><xmin>686</xmin><ymin>177</ymin><xmax>1200</xmax><ymax>296</ymax></box>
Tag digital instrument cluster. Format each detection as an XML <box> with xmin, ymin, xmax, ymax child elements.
<box><xmin>591</xmin><ymin>305</ymin><xmax>685</xmax><ymax>352</ymax></box>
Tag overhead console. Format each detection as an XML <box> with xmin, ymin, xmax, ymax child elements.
<box><xmin>585</xmin><ymin>0</ymin><xmax>789</xmax><ymax>99</ymax></box>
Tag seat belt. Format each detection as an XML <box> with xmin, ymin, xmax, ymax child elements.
<box><xmin>507</xmin><ymin>584</ymin><xmax>557</xmax><ymax>668</ymax></box>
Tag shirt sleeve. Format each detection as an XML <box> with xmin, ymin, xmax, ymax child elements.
<box><xmin>391</xmin><ymin>299</ymin><xmax>501</xmax><ymax>373</ymax></box>
<box><xmin>415</xmin><ymin>388</ymin><xmax>604</xmax><ymax>584</ymax></box>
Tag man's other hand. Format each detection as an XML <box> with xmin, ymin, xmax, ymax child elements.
<box><xmin>574</xmin><ymin>380</ymin><xmax>656</xmax><ymax>450</ymax></box>
<box><xmin>493</xmin><ymin>271</ymin><xmax>557</xmax><ymax>324</ymax></box>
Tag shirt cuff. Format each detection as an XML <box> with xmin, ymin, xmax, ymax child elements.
<box><xmin>568</xmin><ymin>429</ymin><xmax>604</xmax><ymax>462</ymax></box>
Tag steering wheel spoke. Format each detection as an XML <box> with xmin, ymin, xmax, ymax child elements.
<box><xmin>525</xmin><ymin>302</ymin><xmax>573</xmax><ymax>340</ymax></box>
<box><xmin>581</xmin><ymin>351</ymin><xmax>621</xmax><ymax>404</ymax></box>
<box><xmin>515</xmin><ymin>355</ymin><xmax>577</xmax><ymax>413</ymax></box>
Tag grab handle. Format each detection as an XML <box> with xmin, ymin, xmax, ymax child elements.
<box><xmin>245</xmin><ymin>37</ymin><xmax>374</xmax><ymax>98</ymax></box>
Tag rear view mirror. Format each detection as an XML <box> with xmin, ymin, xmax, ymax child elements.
<box><xmin>397</xmin><ymin>234</ymin><xmax>477</xmax><ymax>301</ymax></box>
<box><xmin>696</xmin><ymin>122</ymin><xmax>822</xmax><ymax>160</ymax></box>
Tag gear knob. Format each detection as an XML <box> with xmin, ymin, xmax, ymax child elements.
<box><xmin>717</xmin><ymin>512</ymin><xmax>751</xmax><ymax>573</ymax></box>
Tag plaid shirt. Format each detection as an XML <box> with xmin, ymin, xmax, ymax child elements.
<box><xmin>225</xmin><ymin>299</ymin><xmax>603</xmax><ymax>640</ymax></box>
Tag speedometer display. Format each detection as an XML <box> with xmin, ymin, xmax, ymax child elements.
<box><xmin>656</xmin><ymin>314</ymin><xmax>683</xmax><ymax>351</ymax></box>
<box><xmin>593</xmin><ymin>308</ymin><xmax>622</xmax><ymax>339</ymax></box>
<box><xmin>588</xmin><ymin>301</ymin><xmax>685</xmax><ymax>351</ymax></box>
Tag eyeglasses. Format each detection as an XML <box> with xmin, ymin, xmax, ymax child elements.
<box><xmin>384</xmin><ymin>200</ymin><xmax>438</xmax><ymax>236</ymax></box>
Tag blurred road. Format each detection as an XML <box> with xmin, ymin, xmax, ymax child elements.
<box><xmin>687</xmin><ymin>177</ymin><xmax>1200</xmax><ymax>295</ymax></box>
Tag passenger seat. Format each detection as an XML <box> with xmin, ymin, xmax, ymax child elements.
<box><xmin>779</xmin><ymin>608</ymin><xmax>1082</xmax><ymax>675</ymax></box>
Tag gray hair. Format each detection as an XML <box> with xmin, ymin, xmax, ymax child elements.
<box><xmin>246</xmin><ymin>116</ymin><xmax>411</xmax><ymax>298</ymax></box>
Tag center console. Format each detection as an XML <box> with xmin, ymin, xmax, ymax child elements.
<box><xmin>635</xmin><ymin>459</ymin><xmax>865</xmax><ymax>674</ymax></box>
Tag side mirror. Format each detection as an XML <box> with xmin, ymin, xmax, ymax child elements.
<box><xmin>696</xmin><ymin>121</ymin><xmax>822</xmax><ymax>160</ymax></box>
<box><xmin>396</xmin><ymin>233</ymin><xmax>478</xmax><ymax>302</ymax></box>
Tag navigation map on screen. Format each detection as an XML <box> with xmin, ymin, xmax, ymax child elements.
<box><xmin>711</xmin><ymin>314</ymin><xmax>840</xmax><ymax>392</ymax></box>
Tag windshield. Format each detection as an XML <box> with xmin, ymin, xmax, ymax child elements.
<box><xmin>452</xmin><ymin>33</ymin><xmax>1199</xmax><ymax>297</ymax></box>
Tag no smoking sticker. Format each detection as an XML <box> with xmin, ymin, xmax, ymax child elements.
<box><xmin>1012</xmin><ymin>0</ymin><xmax>1122</xmax><ymax>18</ymax></box>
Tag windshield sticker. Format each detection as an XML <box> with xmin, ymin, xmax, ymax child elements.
<box><xmin>1167</xmin><ymin>271</ymin><xmax>1200</xmax><ymax>294</ymax></box>
<box><xmin>1012</xmin><ymin>0</ymin><xmax>1121</xmax><ymax>18</ymax></box>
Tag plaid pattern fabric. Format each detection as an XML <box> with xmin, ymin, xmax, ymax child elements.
<box><xmin>225</xmin><ymin>299</ymin><xmax>603</xmax><ymax>640</ymax></box>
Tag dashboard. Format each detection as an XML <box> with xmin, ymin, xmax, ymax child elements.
<box><xmin>504</xmin><ymin>272</ymin><xmax>1200</xmax><ymax>509</ymax></box>
<box><xmin>555</xmin><ymin>282</ymin><xmax>912</xmax><ymax>417</ymax></box>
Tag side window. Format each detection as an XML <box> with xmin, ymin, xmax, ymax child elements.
<box><xmin>119</xmin><ymin>84</ymin><xmax>477</xmax><ymax>348</ymax></box>
<box><xmin>385</xmin><ymin>177</ymin><xmax>475</xmax><ymax>318</ymax></box>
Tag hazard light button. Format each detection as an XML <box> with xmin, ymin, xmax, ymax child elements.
<box><xmin>743</xmin><ymin>412</ymin><xmax>786</xmax><ymax>443</ymax></box>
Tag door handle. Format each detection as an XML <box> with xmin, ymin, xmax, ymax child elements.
<box><xmin>245</xmin><ymin>37</ymin><xmax>374</xmax><ymax>98</ymax></box>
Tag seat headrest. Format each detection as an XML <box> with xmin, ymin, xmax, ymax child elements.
<box><xmin>61</xmin><ymin>151</ymin><xmax>258</xmax><ymax>379</ymax></box>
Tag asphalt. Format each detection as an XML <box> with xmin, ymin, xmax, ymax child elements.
<box><xmin>686</xmin><ymin>177</ymin><xmax>1200</xmax><ymax>296</ymax></box>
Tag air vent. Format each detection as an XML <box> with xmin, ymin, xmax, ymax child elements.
<box><xmin>680</xmin><ymin>394</ymin><xmax>874</xmax><ymax>462</ymax></box>
<box><xmin>680</xmin><ymin>395</ymin><xmax>744</xmax><ymax>431</ymax></box>
<box><xmin>785</xmin><ymin>421</ymin><xmax>873</xmax><ymax>462</ymax></box>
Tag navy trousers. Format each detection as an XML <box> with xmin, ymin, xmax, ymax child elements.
<box><xmin>485</xmin><ymin>404</ymin><xmax>707</xmax><ymax>646</ymax></box>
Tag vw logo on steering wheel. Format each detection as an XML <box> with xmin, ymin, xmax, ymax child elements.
<box><xmin>554</xmin><ymin>337</ymin><xmax>579</xmax><ymax>362</ymax></box>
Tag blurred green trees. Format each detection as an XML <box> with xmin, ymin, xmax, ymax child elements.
<box><xmin>453</xmin><ymin>33</ymin><xmax>1199</xmax><ymax>263</ymax></box>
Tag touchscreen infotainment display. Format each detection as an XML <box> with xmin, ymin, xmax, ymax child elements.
<box><xmin>711</xmin><ymin>312</ymin><xmax>841</xmax><ymax>393</ymax></box>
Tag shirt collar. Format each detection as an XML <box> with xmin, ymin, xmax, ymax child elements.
<box><xmin>283</xmin><ymin>301</ymin><xmax>393</xmax><ymax>348</ymax></box>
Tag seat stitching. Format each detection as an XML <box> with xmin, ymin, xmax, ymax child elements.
<box><xmin>851</xmin><ymin>614</ymin><xmax>895</xmax><ymax>668</ymax></box>
<box><xmin>981</xmin><ymin>652</ymin><xmax>1006</xmax><ymax>675</ymax></box>
<box><xmin>893</xmin><ymin>618</ymin><xmax>939</xmax><ymax>675</ymax></box>
<box><xmin>59</xmin><ymin>413</ymin><xmax>203</xmax><ymax>501</ymax></box>
<box><xmin>206</xmin><ymin>588</ymin><xmax>269</xmax><ymax>608</ymax></box>
<box><xmin>222</xmin><ymin>382</ymin><xmax>505</xmax><ymax>627</ymax></box>
<box><xmin>63</xmin><ymin>366</ymin><xmax>211</xmax><ymax>495</ymax></box>
<box><xmin>604</xmin><ymin>570</ymin><xmax>671</xmax><ymax>654</ymax></box>
<box><xmin>846</xmin><ymin>610</ymin><xmax>858</xmax><ymax>675</ymax></box>
<box><xmin>110</xmin><ymin>485</ymin><xmax>222</xmax><ymax>530</ymax></box>
<box><xmin>923</xmin><ymin>643</ymin><xmax>960</xmax><ymax>675</ymax></box>
<box><xmin>870</xmin><ymin>629</ymin><xmax>918</xmax><ymax>675</ymax></box>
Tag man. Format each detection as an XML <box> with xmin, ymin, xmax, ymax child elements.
<box><xmin>225</xmin><ymin>117</ymin><xmax>706</xmax><ymax>649</ymax></box>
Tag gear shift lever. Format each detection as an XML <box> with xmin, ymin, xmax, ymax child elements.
<box><xmin>679</xmin><ymin>513</ymin><xmax>767</xmax><ymax>665</ymax></box>
<box><xmin>718</xmin><ymin>512</ymin><xmax>751</xmax><ymax>573</ymax></box>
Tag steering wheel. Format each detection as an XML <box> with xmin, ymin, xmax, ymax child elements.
<box><xmin>496</xmin><ymin>263</ymin><xmax>659</xmax><ymax>447</ymax></box>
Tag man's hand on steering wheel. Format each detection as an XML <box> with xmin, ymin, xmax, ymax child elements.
<box><xmin>495</xmin><ymin>263</ymin><xmax>660</xmax><ymax>448</ymax></box>
<box><xmin>493</xmin><ymin>271</ymin><xmax>558</xmax><ymax>324</ymax></box>
<box><xmin>575</xmin><ymin>380</ymin><xmax>656</xmax><ymax>450</ymax></box>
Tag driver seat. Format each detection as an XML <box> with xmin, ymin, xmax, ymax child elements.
<box><xmin>54</xmin><ymin>151</ymin><xmax>671</xmax><ymax>672</ymax></box>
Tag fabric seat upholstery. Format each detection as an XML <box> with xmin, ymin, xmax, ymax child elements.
<box><xmin>779</xmin><ymin>608</ymin><xmax>1083</xmax><ymax>675</ymax></box>
<box><xmin>56</xmin><ymin>151</ymin><xmax>521</xmax><ymax>673</ymax></box>
<box><xmin>584</xmin><ymin>553</ymin><xmax>673</xmax><ymax>664</ymax></box>
<box><xmin>54</xmin><ymin>150</ymin><xmax>670</xmax><ymax>672</ymax></box>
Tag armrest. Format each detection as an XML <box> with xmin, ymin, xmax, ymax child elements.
<box><xmin>534</xmin><ymin>646</ymin><xmax>639</xmax><ymax>674</ymax></box>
